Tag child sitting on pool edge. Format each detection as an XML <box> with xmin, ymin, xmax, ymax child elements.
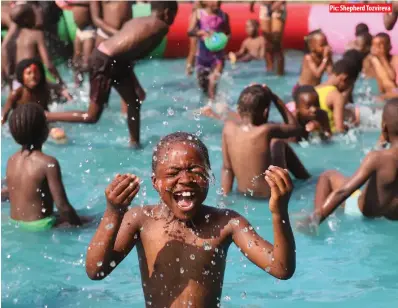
<box><xmin>221</xmin><ymin>84</ymin><xmax>310</xmax><ymax>198</ymax></box>
<box><xmin>5</xmin><ymin>103</ymin><xmax>83</xmax><ymax>231</ymax></box>
<box><xmin>297</xmin><ymin>98</ymin><xmax>398</xmax><ymax>234</ymax></box>
<box><xmin>1</xmin><ymin>58</ymin><xmax>69</xmax><ymax>143</ymax></box>
<box><xmin>86</xmin><ymin>132</ymin><xmax>296</xmax><ymax>307</ymax></box>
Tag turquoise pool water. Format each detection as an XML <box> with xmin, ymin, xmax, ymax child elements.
<box><xmin>2</xmin><ymin>51</ymin><xmax>397</xmax><ymax>308</ymax></box>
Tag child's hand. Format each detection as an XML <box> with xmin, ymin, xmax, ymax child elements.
<box><xmin>105</xmin><ymin>174</ymin><xmax>140</xmax><ymax>210</ymax></box>
<box><xmin>323</xmin><ymin>46</ymin><xmax>331</xmax><ymax>59</ymax></box>
<box><xmin>186</xmin><ymin>64</ymin><xmax>193</xmax><ymax>76</ymax></box>
<box><xmin>229</xmin><ymin>52</ymin><xmax>237</xmax><ymax>64</ymax></box>
<box><xmin>305</xmin><ymin>120</ymin><xmax>320</xmax><ymax>132</ymax></box>
<box><xmin>61</xmin><ymin>88</ymin><xmax>73</xmax><ymax>101</ymax></box>
<box><xmin>265</xmin><ymin>166</ymin><xmax>293</xmax><ymax>215</ymax></box>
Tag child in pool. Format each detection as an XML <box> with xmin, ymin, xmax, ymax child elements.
<box><xmin>221</xmin><ymin>85</ymin><xmax>310</xmax><ymax>198</ymax></box>
<box><xmin>293</xmin><ymin>30</ymin><xmax>333</xmax><ymax>98</ymax></box>
<box><xmin>250</xmin><ymin>1</ymin><xmax>287</xmax><ymax>75</ymax></box>
<box><xmin>86</xmin><ymin>132</ymin><xmax>296</xmax><ymax>307</ymax></box>
<box><xmin>229</xmin><ymin>19</ymin><xmax>266</xmax><ymax>64</ymax></box>
<box><xmin>315</xmin><ymin>59</ymin><xmax>360</xmax><ymax>134</ymax></box>
<box><xmin>1</xmin><ymin>4</ymin><xmax>69</xmax><ymax>93</ymax></box>
<box><xmin>5</xmin><ymin>103</ymin><xmax>83</xmax><ymax>231</ymax></box>
<box><xmin>45</xmin><ymin>1</ymin><xmax>177</xmax><ymax>148</ymax></box>
<box><xmin>1</xmin><ymin>59</ymin><xmax>69</xmax><ymax>143</ymax></box>
<box><xmin>188</xmin><ymin>0</ymin><xmax>231</xmax><ymax>101</ymax></box>
<box><xmin>287</xmin><ymin>85</ymin><xmax>331</xmax><ymax>143</ymax></box>
<box><xmin>346</xmin><ymin>23</ymin><xmax>370</xmax><ymax>51</ymax></box>
<box><xmin>186</xmin><ymin>0</ymin><xmax>202</xmax><ymax>76</ymax></box>
<box><xmin>62</xmin><ymin>1</ymin><xmax>96</xmax><ymax>88</ymax></box>
<box><xmin>297</xmin><ymin>99</ymin><xmax>398</xmax><ymax>233</ymax></box>
<box><xmin>363</xmin><ymin>33</ymin><xmax>398</xmax><ymax>99</ymax></box>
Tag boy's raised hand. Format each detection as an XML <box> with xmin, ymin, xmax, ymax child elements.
<box><xmin>105</xmin><ymin>174</ymin><xmax>140</xmax><ymax>210</ymax></box>
<box><xmin>264</xmin><ymin>166</ymin><xmax>293</xmax><ymax>215</ymax></box>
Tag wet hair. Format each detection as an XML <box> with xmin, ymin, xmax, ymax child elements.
<box><xmin>10</xmin><ymin>3</ymin><xmax>35</xmax><ymax>28</ymax></box>
<box><xmin>355</xmin><ymin>23</ymin><xmax>369</xmax><ymax>36</ymax></box>
<box><xmin>151</xmin><ymin>1</ymin><xmax>178</xmax><ymax>14</ymax></box>
<box><xmin>383</xmin><ymin>98</ymin><xmax>398</xmax><ymax>136</ymax></box>
<box><xmin>15</xmin><ymin>58</ymin><xmax>46</xmax><ymax>89</ymax></box>
<box><xmin>294</xmin><ymin>85</ymin><xmax>319</xmax><ymax>105</ymax></box>
<box><xmin>9</xmin><ymin>103</ymin><xmax>48</xmax><ymax>148</ymax></box>
<box><xmin>342</xmin><ymin>49</ymin><xmax>365</xmax><ymax>76</ymax></box>
<box><xmin>375</xmin><ymin>32</ymin><xmax>391</xmax><ymax>46</ymax></box>
<box><xmin>237</xmin><ymin>85</ymin><xmax>272</xmax><ymax>117</ymax></box>
<box><xmin>304</xmin><ymin>29</ymin><xmax>325</xmax><ymax>54</ymax></box>
<box><xmin>332</xmin><ymin>59</ymin><xmax>360</xmax><ymax>82</ymax></box>
<box><xmin>152</xmin><ymin>132</ymin><xmax>211</xmax><ymax>173</ymax></box>
<box><xmin>247</xmin><ymin>19</ymin><xmax>259</xmax><ymax>29</ymax></box>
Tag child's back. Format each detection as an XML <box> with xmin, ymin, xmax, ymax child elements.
<box><xmin>6</xmin><ymin>103</ymin><xmax>81</xmax><ymax>230</ymax></box>
<box><xmin>222</xmin><ymin>85</ymin><xmax>310</xmax><ymax>198</ymax></box>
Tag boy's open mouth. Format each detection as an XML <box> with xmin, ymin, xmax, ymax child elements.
<box><xmin>173</xmin><ymin>191</ymin><xmax>197</xmax><ymax>211</ymax></box>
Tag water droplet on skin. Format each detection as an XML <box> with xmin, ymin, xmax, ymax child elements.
<box><xmin>265</xmin><ymin>266</ymin><xmax>271</xmax><ymax>272</ymax></box>
<box><xmin>42</xmin><ymin>208</ymin><xmax>46</xmax><ymax>213</ymax></box>
<box><xmin>47</xmin><ymin>164</ymin><xmax>55</xmax><ymax>168</ymax></box>
<box><xmin>243</xmin><ymin>227</ymin><xmax>248</xmax><ymax>233</ymax></box>
<box><xmin>176</xmin><ymin>258</ymin><xmax>180</xmax><ymax>262</ymax></box>
<box><xmin>211</xmin><ymin>260</ymin><xmax>216</xmax><ymax>265</ymax></box>
<box><xmin>96</xmin><ymin>261</ymin><xmax>103</xmax><ymax>267</ymax></box>
<box><xmin>110</xmin><ymin>261</ymin><xmax>116</xmax><ymax>267</ymax></box>
<box><xmin>247</xmin><ymin>241</ymin><xmax>253</xmax><ymax>248</ymax></box>
<box><xmin>282</xmin><ymin>220</ymin><xmax>286</xmax><ymax>224</ymax></box>
<box><xmin>180</xmin><ymin>267</ymin><xmax>185</xmax><ymax>274</ymax></box>
<box><xmin>105</xmin><ymin>223</ymin><xmax>114</xmax><ymax>230</ymax></box>
<box><xmin>203</xmin><ymin>242</ymin><xmax>212</xmax><ymax>251</ymax></box>
<box><xmin>190</xmin><ymin>254</ymin><xmax>195</xmax><ymax>260</ymax></box>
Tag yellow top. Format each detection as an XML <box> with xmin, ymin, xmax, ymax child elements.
<box><xmin>315</xmin><ymin>85</ymin><xmax>337</xmax><ymax>133</ymax></box>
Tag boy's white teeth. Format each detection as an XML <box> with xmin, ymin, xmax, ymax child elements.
<box><xmin>176</xmin><ymin>192</ymin><xmax>195</xmax><ymax>197</ymax></box>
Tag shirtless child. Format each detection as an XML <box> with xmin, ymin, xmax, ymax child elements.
<box><xmin>287</xmin><ymin>85</ymin><xmax>331</xmax><ymax>143</ymax></box>
<box><xmin>46</xmin><ymin>1</ymin><xmax>178</xmax><ymax>148</ymax></box>
<box><xmin>229</xmin><ymin>19</ymin><xmax>265</xmax><ymax>64</ymax></box>
<box><xmin>316</xmin><ymin>59</ymin><xmax>360</xmax><ymax>134</ymax></box>
<box><xmin>65</xmin><ymin>1</ymin><xmax>96</xmax><ymax>87</ymax></box>
<box><xmin>5</xmin><ymin>103</ymin><xmax>82</xmax><ymax>231</ymax></box>
<box><xmin>297</xmin><ymin>99</ymin><xmax>398</xmax><ymax>233</ymax></box>
<box><xmin>346</xmin><ymin>23</ymin><xmax>370</xmax><ymax>52</ymax></box>
<box><xmin>363</xmin><ymin>33</ymin><xmax>398</xmax><ymax>98</ymax></box>
<box><xmin>1</xmin><ymin>59</ymin><xmax>69</xmax><ymax>143</ymax></box>
<box><xmin>222</xmin><ymin>84</ymin><xmax>310</xmax><ymax>198</ymax></box>
<box><xmin>90</xmin><ymin>1</ymin><xmax>133</xmax><ymax>112</ymax></box>
<box><xmin>1</xmin><ymin>4</ymin><xmax>68</xmax><ymax>92</ymax></box>
<box><xmin>86</xmin><ymin>132</ymin><xmax>296</xmax><ymax>307</ymax></box>
<box><xmin>293</xmin><ymin>30</ymin><xmax>333</xmax><ymax>98</ymax></box>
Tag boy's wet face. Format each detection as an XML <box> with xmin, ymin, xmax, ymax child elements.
<box><xmin>152</xmin><ymin>142</ymin><xmax>210</xmax><ymax>221</ymax></box>
<box><xmin>297</xmin><ymin>93</ymin><xmax>319</xmax><ymax>120</ymax></box>
<box><xmin>23</xmin><ymin>64</ymin><xmax>41</xmax><ymax>89</ymax></box>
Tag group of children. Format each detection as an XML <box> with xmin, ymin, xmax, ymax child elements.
<box><xmin>1</xmin><ymin>1</ymin><xmax>398</xmax><ymax>306</ymax></box>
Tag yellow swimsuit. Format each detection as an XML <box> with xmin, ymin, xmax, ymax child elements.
<box><xmin>315</xmin><ymin>85</ymin><xmax>337</xmax><ymax>133</ymax></box>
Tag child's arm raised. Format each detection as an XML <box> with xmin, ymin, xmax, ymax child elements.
<box><xmin>304</xmin><ymin>53</ymin><xmax>329</xmax><ymax>79</ymax></box>
<box><xmin>311</xmin><ymin>152</ymin><xmax>377</xmax><ymax>224</ymax></box>
<box><xmin>264</xmin><ymin>88</ymin><xmax>303</xmax><ymax>139</ymax></box>
<box><xmin>46</xmin><ymin>158</ymin><xmax>81</xmax><ymax>226</ymax></box>
<box><xmin>86</xmin><ymin>174</ymin><xmax>141</xmax><ymax>280</ymax></box>
<box><xmin>230</xmin><ymin>166</ymin><xmax>296</xmax><ymax>280</ymax></box>
<box><xmin>221</xmin><ymin>125</ymin><xmax>235</xmax><ymax>196</ymax></box>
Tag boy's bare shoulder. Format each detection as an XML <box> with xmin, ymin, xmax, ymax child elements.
<box><xmin>123</xmin><ymin>204</ymin><xmax>157</xmax><ymax>223</ymax></box>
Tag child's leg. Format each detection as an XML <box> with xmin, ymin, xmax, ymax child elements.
<box><xmin>314</xmin><ymin>170</ymin><xmax>348</xmax><ymax>212</ymax></box>
<box><xmin>259</xmin><ymin>6</ymin><xmax>273</xmax><ymax>71</ymax></box>
<box><xmin>82</xmin><ymin>37</ymin><xmax>95</xmax><ymax>73</ymax></box>
<box><xmin>271</xmin><ymin>15</ymin><xmax>286</xmax><ymax>76</ymax></box>
<box><xmin>197</xmin><ymin>67</ymin><xmax>210</xmax><ymax>96</ymax></box>
<box><xmin>270</xmin><ymin>139</ymin><xmax>311</xmax><ymax>179</ymax></box>
<box><xmin>114</xmin><ymin>74</ymin><xmax>141</xmax><ymax>147</ymax></box>
<box><xmin>186</xmin><ymin>37</ymin><xmax>197</xmax><ymax>75</ymax></box>
<box><xmin>73</xmin><ymin>36</ymin><xmax>83</xmax><ymax>87</ymax></box>
<box><xmin>208</xmin><ymin>61</ymin><xmax>224</xmax><ymax>100</ymax></box>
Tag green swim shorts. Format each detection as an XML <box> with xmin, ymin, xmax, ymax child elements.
<box><xmin>10</xmin><ymin>216</ymin><xmax>56</xmax><ymax>232</ymax></box>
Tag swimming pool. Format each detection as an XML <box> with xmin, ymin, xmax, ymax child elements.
<box><xmin>2</xmin><ymin>51</ymin><xmax>397</xmax><ymax>308</ymax></box>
